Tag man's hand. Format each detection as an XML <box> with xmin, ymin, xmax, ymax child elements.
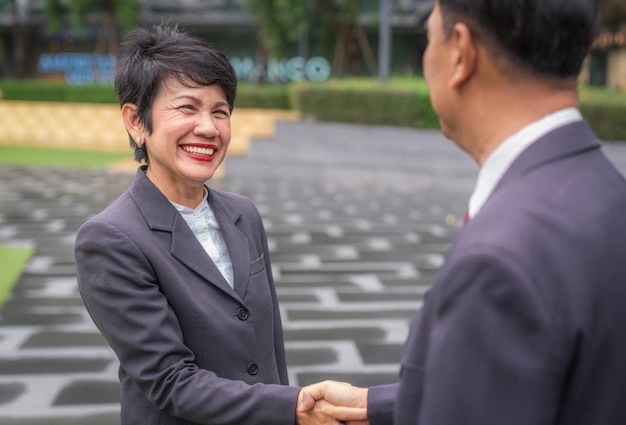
<box><xmin>295</xmin><ymin>380</ymin><xmax>369</xmax><ymax>425</ymax></box>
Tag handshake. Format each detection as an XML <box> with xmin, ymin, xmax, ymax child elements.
<box><xmin>295</xmin><ymin>380</ymin><xmax>369</xmax><ymax>425</ymax></box>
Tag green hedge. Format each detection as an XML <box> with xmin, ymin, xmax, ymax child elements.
<box><xmin>290</xmin><ymin>78</ymin><xmax>439</xmax><ymax>129</ymax></box>
<box><xmin>579</xmin><ymin>102</ymin><xmax>626</xmax><ymax>141</ymax></box>
<box><xmin>290</xmin><ymin>79</ymin><xmax>626</xmax><ymax>141</ymax></box>
<box><xmin>236</xmin><ymin>83</ymin><xmax>291</xmax><ymax>109</ymax></box>
<box><xmin>0</xmin><ymin>79</ymin><xmax>291</xmax><ymax>109</ymax></box>
<box><xmin>578</xmin><ymin>87</ymin><xmax>626</xmax><ymax>141</ymax></box>
<box><xmin>0</xmin><ymin>79</ymin><xmax>118</xmax><ymax>103</ymax></box>
<box><xmin>1</xmin><ymin>78</ymin><xmax>624</xmax><ymax>140</ymax></box>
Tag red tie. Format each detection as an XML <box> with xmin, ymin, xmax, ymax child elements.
<box><xmin>463</xmin><ymin>211</ymin><xmax>470</xmax><ymax>224</ymax></box>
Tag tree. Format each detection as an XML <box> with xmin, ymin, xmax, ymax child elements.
<box><xmin>595</xmin><ymin>0</ymin><xmax>626</xmax><ymax>50</ymax></box>
<box><xmin>316</xmin><ymin>0</ymin><xmax>378</xmax><ymax>78</ymax></box>
<box><xmin>242</xmin><ymin>0</ymin><xmax>309</xmax><ymax>82</ymax></box>
<box><xmin>599</xmin><ymin>0</ymin><xmax>626</xmax><ymax>31</ymax></box>
<box><xmin>42</xmin><ymin>0</ymin><xmax>139</xmax><ymax>56</ymax></box>
<box><xmin>242</xmin><ymin>0</ymin><xmax>378</xmax><ymax>79</ymax></box>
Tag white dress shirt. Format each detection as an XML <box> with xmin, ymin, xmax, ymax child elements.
<box><xmin>467</xmin><ymin>107</ymin><xmax>583</xmax><ymax>219</ymax></box>
<box><xmin>171</xmin><ymin>190</ymin><xmax>234</xmax><ymax>288</ymax></box>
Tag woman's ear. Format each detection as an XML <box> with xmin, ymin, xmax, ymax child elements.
<box><xmin>449</xmin><ymin>22</ymin><xmax>478</xmax><ymax>89</ymax></box>
<box><xmin>121</xmin><ymin>103</ymin><xmax>143</xmax><ymax>143</ymax></box>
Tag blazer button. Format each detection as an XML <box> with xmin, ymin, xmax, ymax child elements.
<box><xmin>236</xmin><ymin>307</ymin><xmax>249</xmax><ymax>321</ymax></box>
<box><xmin>247</xmin><ymin>363</ymin><xmax>259</xmax><ymax>375</ymax></box>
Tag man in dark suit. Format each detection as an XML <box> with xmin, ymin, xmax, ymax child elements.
<box><xmin>298</xmin><ymin>0</ymin><xmax>626</xmax><ymax>424</ymax></box>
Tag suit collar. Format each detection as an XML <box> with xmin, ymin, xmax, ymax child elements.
<box><xmin>492</xmin><ymin>120</ymin><xmax>601</xmax><ymax>194</ymax></box>
<box><xmin>128</xmin><ymin>167</ymin><xmax>247</xmax><ymax>300</ymax></box>
<box><xmin>128</xmin><ymin>166</ymin><xmax>178</xmax><ymax>232</ymax></box>
<box><xmin>469</xmin><ymin>109</ymin><xmax>583</xmax><ymax>217</ymax></box>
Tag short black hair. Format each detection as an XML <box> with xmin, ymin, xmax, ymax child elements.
<box><xmin>438</xmin><ymin>0</ymin><xmax>599</xmax><ymax>78</ymax></box>
<box><xmin>114</xmin><ymin>24</ymin><xmax>237</xmax><ymax>163</ymax></box>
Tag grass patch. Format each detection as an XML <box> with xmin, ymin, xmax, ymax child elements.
<box><xmin>0</xmin><ymin>145</ymin><xmax>129</xmax><ymax>168</ymax></box>
<box><xmin>0</xmin><ymin>244</ymin><xmax>34</xmax><ymax>306</ymax></box>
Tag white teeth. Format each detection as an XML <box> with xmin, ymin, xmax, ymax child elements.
<box><xmin>183</xmin><ymin>146</ymin><xmax>214</xmax><ymax>155</ymax></box>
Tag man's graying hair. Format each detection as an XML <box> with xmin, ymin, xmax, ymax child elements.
<box><xmin>114</xmin><ymin>24</ymin><xmax>237</xmax><ymax>163</ymax></box>
<box><xmin>438</xmin><ymin>0</ymin><xmax>600</xmax><ymax>78</ymax></box>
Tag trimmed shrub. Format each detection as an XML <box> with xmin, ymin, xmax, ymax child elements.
<box><xmin>578</xmin><ymin>87</ymin><xmax>626</xmax><ymax>142</ymax></box>
<box><xmin>0</xmin><ymin>79</ymin><xmax>118</xmax><ymax>103</ymax></box>
<box><xmin>0</xmin><ymin>80</ymin><xmax>291</xmax><ymax>109</ymax></box>
<box><xmin>290</xmin><ymin>79</ymin><xmax>439</xmax><ymax>129</ymax></box>
<box><xmin>235</xmin><ymin>83</ymin><xmax>291</xmax><ymax>109</ymax></box>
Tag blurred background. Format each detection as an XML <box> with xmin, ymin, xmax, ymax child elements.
<box><xmin>0</xmin><ymin>0</ymin><xmax>625</xmax><ymax>85</ymax></box>
<box><xmin>0</xmin><ymin>0</ymin><xmax>624</xmax><ymax>141</ymax></box>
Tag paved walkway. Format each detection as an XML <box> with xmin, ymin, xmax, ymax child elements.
<box><xmin>1</xmin><ymin>121</ymin><xmax>625</xmax><ymax>424</ymax></box>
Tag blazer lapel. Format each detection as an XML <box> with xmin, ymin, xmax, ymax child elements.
<box><xmin>169</xmin><ymin>213</ymin><xmax>235</xmax><ymax>296</ymax></box>
<box><xmin>128</xmin><ymin>168</ymin><xmax>238</xmax><ymax>298</ymax></box>
<box><xmin>209</xmin><ymin>192</ymin><xmax>251</xmax><ymax>300</ymax></box>
<box><xmin>492</xmin><ymin>120</ymin><xmax>601</xmax><ymax>195</ymax></box>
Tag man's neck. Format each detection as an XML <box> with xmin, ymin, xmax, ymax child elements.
<box><xmin>460</xmin><ymin>82</ymin><xmax>579</xmax><ymax>166</ymax></box>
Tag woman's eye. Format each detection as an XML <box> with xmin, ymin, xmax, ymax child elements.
<box><xmin>214</xmin><ymin>110</ymin><xmax>230</xmax><ymax>118</ymax></box>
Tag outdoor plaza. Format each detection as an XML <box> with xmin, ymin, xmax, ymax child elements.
<box><xmin>1</xmin><ymin>119</ymin><xmax>625</xmax><ymax>424</ymax></box>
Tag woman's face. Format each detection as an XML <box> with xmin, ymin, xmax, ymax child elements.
<box><xmin>144</xmin><ymin>77</ymin><xmax>231</xmax><ymax>202</ymax></box>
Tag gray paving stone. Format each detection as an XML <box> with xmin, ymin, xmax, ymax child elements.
<box><xmin>283</xmin><ymin>327</ymin><xmax>386</xmax><ymax>342</ymax></box>
<box><xmin>0</xmin><ymin>382</ymin><xmax>25</xmax><ymax>405</ymax></box>
<box><xmin>276</xmin><ymin>293</ymin><xmax>319</xmax><ymax>303</ymax></box>
<box><xmin>0</xmin><ymin>358</ymin><xmax>111</xmax><ymax>374</ymax></box>
<box><xmin>286</xmin><ymin>308</ymin><xmax>419</xmax><ymax>321</ymax></box>
<box><xmin>357</xmin><ymin>343</ymin><xmax>405</xmax><ymax>364</ymax></box>
<box><xmin>53</xmin><ymin>380</ymin><xmax>120</xmax><ymax>405</ymax></box>
<box><xmin>286</xmin><ymin>348</ymin><xmax>338</xmax><ymax>366</ymax></box>
<box><xmin>0</xmin><ymin>311</ymin><xmax>84</xmax><ymax>326</ymax></box>
<box><xmin>0</xmin><ymin>414</ymin><xmax>121</xmax><ymax>425</ymax></box>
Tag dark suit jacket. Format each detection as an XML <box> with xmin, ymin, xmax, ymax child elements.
<box><xmin>368</xmin><ymin>120</ymin><xmax>626</xmax><ymax>425</ymax></box>
<box><xmin>75</xmin><ymin>167</ymin><xmax>300</xmax><ymax>425</ymax></box>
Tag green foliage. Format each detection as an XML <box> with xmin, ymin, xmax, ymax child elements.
<box><xmin>242</xmin><ymin>0</ymin><xmax>309</xmax><ymax>57</ymax></box>
<box><xmin>579</xmin><ymin>102</ymin><xmax>626</xmax><ymax>141</ymax></box>
<box><xmin>290</xmin><ymin>78</ymin><xmax>439</xmax><ymax>128</ymax></box>
<box><xmin>0</xmin><ymin>79</ymin><xmax>118</xmax><ymax>103</ymax></box>
<box><xmin>236</xmin><ymin>83</ymin><xmax>291</xmax><ymax>109</ymax></box>
<box><xmin>242</xmin><ymin>0</ymin><xmax>378</xmax><ymax>64</ymax></box>
<box><xmin>578</xmin><ymin>85</ymin><xmax>626</xmax><ymax>141</ymax></box>
<box><xmin>112</xmin><ymin>0</ymin><xmax>139</xmax><ymax>31</ymax></box>
<box><xmin>43</xmin><ymin>0</ymin><xmax>65</xmax><ymax>33</ymax></box>
<box><xmin>66</xmin><ymin>0</ymin><xmax>93</xmax><ymax>32</ymax></box>
<box><xmin>42</xmin><ymin>0</ymin><xmax>139</xmax><ymax>34</ymax></box>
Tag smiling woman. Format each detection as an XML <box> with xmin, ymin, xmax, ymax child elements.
<box><xmin>0</xmin><ymin>244</ymin><xmax>34</xmax><ymax>306</ymax></box>
<box><xmin>72</xmin><ymin>23</ymin><xmax>336</xmax><ymax>425</ymax></box>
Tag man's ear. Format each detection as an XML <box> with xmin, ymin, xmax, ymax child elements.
<box><xmin>449</xmin><ymin>22</ymin><xmax>477</xmax><ymax>89</ymax></box>
<box><xmin>121</xmin><ymin>103</ymin><xmax>143</xmax><ymax>140</ymax></box>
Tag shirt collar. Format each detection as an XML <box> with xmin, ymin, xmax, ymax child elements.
<box><xmin>169</xmin><ymin>187</ymin><xmax>221</xmax><ymax>229</ymax></box>
<box><xmin>467</xmin><ymin>107</ymin><xmax>582</xmax><ymax>219</ymax></box>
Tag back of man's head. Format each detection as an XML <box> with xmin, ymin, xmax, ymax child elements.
<box><xmin>438</xmin><ymin>0</ymin><xmax>599</xmax><ymax>79</ymax></box>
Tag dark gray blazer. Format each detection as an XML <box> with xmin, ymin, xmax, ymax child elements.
<box><xmin>75</xmin><ymin>168</ymin><xmax>300</xmax><ymax>425</ymax></box>
<box><xmin>368</xmin><ymin>120</ymin><xmax>626</xmax><ymax>425</ymax></box>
